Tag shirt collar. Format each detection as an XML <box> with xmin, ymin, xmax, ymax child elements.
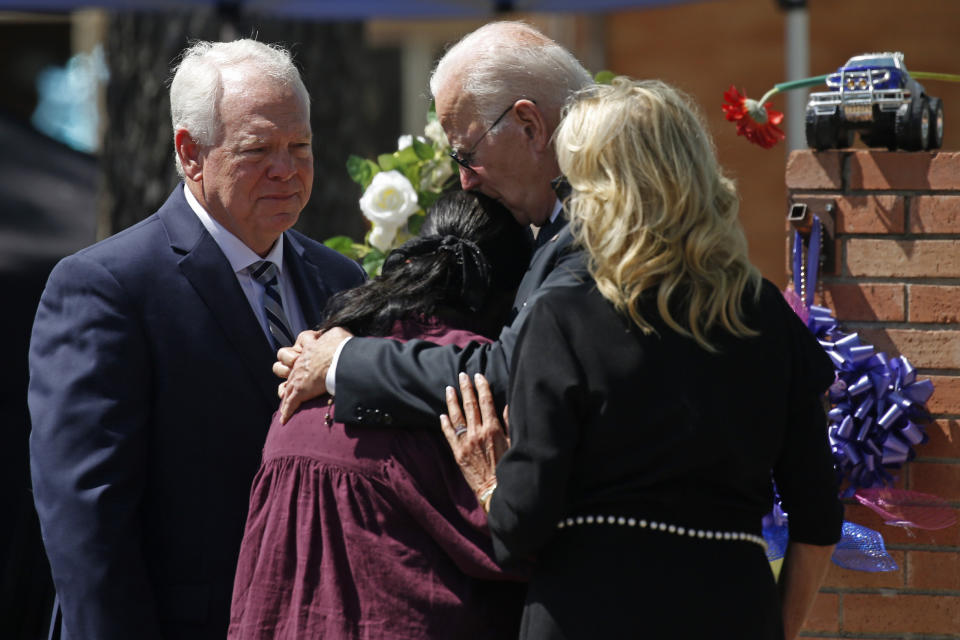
<box><xmin>549</xmin><ymin>198</ymin><xmax>563</xmax><ymax>224</ymax></box>
<box><xmin>183</xmin><ymin>183</ymin><xmax>285</xmax><ymax>273</ymax></box>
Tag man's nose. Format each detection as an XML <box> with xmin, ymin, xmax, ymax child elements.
<box><xmin>267</xmin><ymin>151</ymin><xmax>297</xmax><ymax>180</ymax></box>
<box><xmin>458</xmin><ymin>165</ymin><xmax>481</xmax><ymax>190</ymax></box>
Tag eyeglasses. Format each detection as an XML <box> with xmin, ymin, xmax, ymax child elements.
<box><xmin>448</xmin><ymin>100</ymin><xmax>520</xmax><ymax>173</ymax></box>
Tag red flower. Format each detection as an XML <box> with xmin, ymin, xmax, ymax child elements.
<box><xmin>721</xmin><ymin>85</ymin><xmax>785</xmax><ymax>149</ymax></box>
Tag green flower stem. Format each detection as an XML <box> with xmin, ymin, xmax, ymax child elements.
<box><xmin>757</xmin><ymin>71</ymin><xmax>960</xmax><ymax>106</ymax></box>
<box><xmin>757</xmin><ymin>74</ymin><xmax>831</xmax><ymax>105</ymax></box>
<box><xmin>912</xmin><ymin>71</ymin><xmax>960</xmax><ymax>83</ymax></box>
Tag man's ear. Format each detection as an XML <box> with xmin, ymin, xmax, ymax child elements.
<box><xmin>175</xmin><ymin>129</ymin><xmax>203</xmax><ymax>180</ymax></box>
<box><xmin>514</xmin><ymin>99</ymin><xmax>550</xmax><ymax>151</ymax></box>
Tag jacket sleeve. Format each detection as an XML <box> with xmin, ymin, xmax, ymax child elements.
<box><xmin>773</xmin><ymin>299</ymin><xmax>844</xmax><ymax>546</ymax></box>
<box><xmin>332</xmin><ymin>242</ymin><xmax>588</xmax><ymax>429</ymax></box>
<box><xmin>485</xmin><ymin>293</ymin><xmax>586</xmax><ymax>566</ymax></box>
<box><xmin>28</xmin><ymin>254</ymin><xmax>162</xmax><ymax>639</ymax></box>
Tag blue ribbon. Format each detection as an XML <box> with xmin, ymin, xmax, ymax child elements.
<box><xmin>790</xmin><ymin>218</ymin><xmax>934</xmax><ymax>494</ymax></box>
<box><xmin>761</xmin><ymin>512</ymin><xmax>898</xmax><ymax>572</ymax></box>
<box><xmin>831</xmin><ymin>521</ymin><xmax>899</xmax><ymax>572</ymax></box>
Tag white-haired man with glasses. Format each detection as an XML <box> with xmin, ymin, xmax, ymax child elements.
<box><xmin>274</xmin><ymin>21</ymin><xmax>591</xmax><ymax>428</ymax></box>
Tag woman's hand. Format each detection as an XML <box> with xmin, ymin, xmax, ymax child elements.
<box><xmin>440</xmin><ymin>372</ymin><xmax>510</xmax><ymax>501</ymax></box>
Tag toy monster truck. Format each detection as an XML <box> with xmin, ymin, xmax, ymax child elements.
<box><xmin>806</xmin><ymin>52</ymin><xmax>943</xmax><ymax>151</ymax></box>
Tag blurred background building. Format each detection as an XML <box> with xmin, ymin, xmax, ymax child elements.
<box><xmin>1</xmin><ymin>0</ymin><xmax>958</xmax><ymax>637</ymax></box>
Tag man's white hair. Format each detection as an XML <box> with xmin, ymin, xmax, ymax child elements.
<box><xmin>169</xmin><ymin>39</ymin><xmax>309</xmax><ymax>177</ymax></box>
<box><xmin>429</xmin><ymin>21</ymin><xmax>592</xmax><ymax>128</ymax></box>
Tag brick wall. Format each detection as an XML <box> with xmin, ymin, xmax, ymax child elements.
<box><xmin>786</xmin><ymin>150</ymin><xmax>960</xmax><ymax>638</ymax></box>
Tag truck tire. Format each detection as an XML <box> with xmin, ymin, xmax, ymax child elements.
<box><xmin>835</xmin><ymin>128</ymin><xmax>854</xmax><ymax>149</ymax></box>
<box><xmin>895</xmin><ymin>94</ymin><xmax>930</xmax><ymax>151</ymax></box>
<box><xmin>927</xmin><ymin>97</ymin><xmax>944</xmax><ymax>149</ymax></box>
<box><xmin>805</xmin><ymin>108</ymin><xmax>839</xmax><ymax>150</ymax></box>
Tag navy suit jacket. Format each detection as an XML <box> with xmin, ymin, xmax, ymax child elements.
<box><xmin>28</xmin><ymin>186</ymin><xmax>365</xmax><ymax>639</ymax></box>
<box><xmin>334</xmin><ymin>213</ymin><xmax>587</xmax><ymax>429</ymax></box>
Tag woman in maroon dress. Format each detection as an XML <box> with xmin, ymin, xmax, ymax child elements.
<box><xmin>229</xmin><ymin>191</ymin><xmax>531</xmax><ymax>639</ymax></box>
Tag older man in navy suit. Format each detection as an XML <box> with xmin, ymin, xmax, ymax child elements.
<box><xmin>28</xmin><ymin>39</ymin><xmax>364</xmax><ymax>639</ymax></box>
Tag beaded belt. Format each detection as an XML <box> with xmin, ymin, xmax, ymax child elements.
<box><xmin>556</xmin><ymin>514</ymin><xmax>768</xmax><ymax>552</ymax></box>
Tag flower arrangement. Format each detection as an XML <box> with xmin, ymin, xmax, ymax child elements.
<box><xmin>324</xmin><ymin>106</ymin><xmax>458</xmax><ymax>275</ymax></box>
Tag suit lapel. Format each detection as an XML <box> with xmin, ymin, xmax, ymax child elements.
<box><xmin>283</xmin><ymin>233</ymin><xmax>329</xmax><ymax>330</ymax></box>
<box><xmin>158</xmin><ymin>187</ymin><xmax>279</xmax><ymax>410</ymax></box>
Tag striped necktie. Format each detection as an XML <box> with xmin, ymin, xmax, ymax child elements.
<box><xmin>249</xmin><ymin>260</ymin><xmax>295</xmax><ymax>349</ymax></box>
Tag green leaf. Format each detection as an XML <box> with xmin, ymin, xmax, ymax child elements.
<box><xmin>346</xmin><ymin>155</ymin><xmax>378</xmax><ymax>188</ymax></box>
<box><xmin>412</xmin><ymin>137</ymin><xmax>435</xmax><ymax>160</ymax></box>
<box><xmin>407</xmin><ymin>212</ymin><xmax>426</xmax><ymax>236</ymax></box>
<box><xmin>396</xmin><ymin>145</ymin><xmax>421</xmax><ymax>166</ymax></box>
<box><xmin>418</xmin><ymin>189</ymin><xmax>441</xmax><ymax>212</ymax></box>
<box><xmin>594</xmin><ymin>70</ymin><xmax>616</xmax><ymax>85</ymax></box>
<box><xmin>323</xmin><ymin>235</ymin><xmax>359</xmax><ymax>260</ymax></box>
<box><xmin>403</xmin><ymin>165</ymin><xmax>421</xmax><ymax>191</ymax></box>
<box><xmin>362</xmin><ymin>249</ymin><xmax>386</xmax><ymax>277</ymax></box>
<box><xmin>378</xmin><ymin>153</ymin><xmax>400</xmax><ymax>171</ymax></box>
<box><xmin>427</xmin><ymin>100</ymin><xmax>437</xmax><ymax>121</ymax></box>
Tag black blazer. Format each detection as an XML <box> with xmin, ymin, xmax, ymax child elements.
<box><xmin>334</xmin><ymin>213</ymin><xmax>587</xmax><ymax>428</ymax></box>
<box><xmin>28</xmin><ymin>186</ymin><xmax>365</xmax><ymax>639</ymax></box>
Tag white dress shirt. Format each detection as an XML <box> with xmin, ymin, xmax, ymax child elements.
<box><xmin>183</xmin><ymin>184</ymin><xmax>307</xmax><ymax>346</ymax></box>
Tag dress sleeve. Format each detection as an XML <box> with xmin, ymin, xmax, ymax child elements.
<box><xmin>487</xmin><ymin>293</ymin><xmax>586</xmax><ymax>566</ymax></box>
<box><xmin>773</xmin><ymin>297</ymin><xmax>844</xmax><ymax>546</ymax></box>
<box><xmin>28</xmin><ymin>254</ymin><xmax>162</xmax><ymax>638</ymax></box>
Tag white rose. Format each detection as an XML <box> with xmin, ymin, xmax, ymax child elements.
<box><xmin>368</xmin><ymin>224</ymin><xmax>397</xmax><ymax>253</ymax></box>
<box><xmin>397</xmin><ymin>134</ymin><xmax>426</xmax><ymax>150</ymax></box>
<box><xmin>360</xmin><ymin>170</ymin><xmax>420</xmax><ymax>233</ymax></box>
<box><xmin>424</xmin><ymin>119</ymin><xmax>448</xmax><ymax>148</ymax></box>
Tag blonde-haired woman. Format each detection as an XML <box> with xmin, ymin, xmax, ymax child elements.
<box><xmin>441</xmin><ymin>78</ymin><xmax>842</xmax><ymax>639</ymax></box>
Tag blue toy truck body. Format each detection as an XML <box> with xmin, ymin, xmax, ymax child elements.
<box><xmin>806</xmin><ymin>52</ymin><xmax>943</xmax><ymax>151</ymax></box>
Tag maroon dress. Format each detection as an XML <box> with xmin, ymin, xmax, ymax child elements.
<box><xmin>229</xmin><ymin>321</ymin><xmax>525</xmax><ymax>639</ymax></box>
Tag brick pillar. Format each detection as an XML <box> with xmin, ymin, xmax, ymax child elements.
<box><xmin>786</xmin><ymin>150</ymin><xmax>960</xmax><ymax>638</ymax></box>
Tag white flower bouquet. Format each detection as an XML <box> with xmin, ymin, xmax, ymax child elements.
<box><xmin>325</xmin><ymin>107</ymin><xmax>457</xmax><ymax>276</ymax></box>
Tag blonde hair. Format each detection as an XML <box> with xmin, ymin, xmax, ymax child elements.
<box><xmin>556</xmin><ymin>78</ymin><xmax>761</xmax><ymax>351</ymax></box>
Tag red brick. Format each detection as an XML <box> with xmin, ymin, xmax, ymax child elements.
<box><xmin>846</xmin><ymin>239</ymin><xmax>960</xmax><ymax>278</ymax></box>
<box><xmin>800</xmin><ymin>592</ymin><xmax>840</xmax><ymax>634</ymax></box>
<box><xmin>841</xmin><ymin>593</ymin><xmax>960</xmax><ymax>634</ymax></box>
<box><xmin>835</xmin><ymin>195</ymin><xmax>905</xmax><ymax>234</ymax></box>
<box><xmin>907</xmin><ymin>550</ymin><xmax>960</xmax><ymax>590</ymax></box>
<box><xmin>922</xmin><ymin>420</ymin><xmax>960</xmax><ymax>458</ymax></box>
<box><xmin>927</xmin><ymin>376</ymin><xmax>960</xmax><ymax>415</ymax></box>
<box><xmin>822</xmin><ymin>282</ymin><xmax>905</xmax><ymax>322</ymax></box>
<box><xmin>910</xmin><ymin>461</ymin><xmax>960</xmax><ymax>502</ymax></box>
<box><xmin>823</xmin><ymin>551</ymin><xmax>904</xmax><ymax>589</ymax></box>
<box><xmin>909</xmin><ymin>284</ymin><xmax>960</xmax><ymax>323</ymax></box>
<box><xmin>848</xmin><ymin>150</ymin><xmax>960</xmax><ymax>191</ymax></box>
<box><xmin>911</xmin><ymin>195</ymin><xmax>960</xmax><ymax>233</ymax></box>
<box><xmin>858</xmin><ymin>328</ymin><xmax>960</xmax><ymax>369</ymax></box>
<box><xmin>786</xmin><ymin>150</ymin><xmax>843</xmax><ymax>190</ymax></box>
<box><xmin>929</xmin><ymin>152</ymin><xmax>960</xmax><ymax>191</ymax></box>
